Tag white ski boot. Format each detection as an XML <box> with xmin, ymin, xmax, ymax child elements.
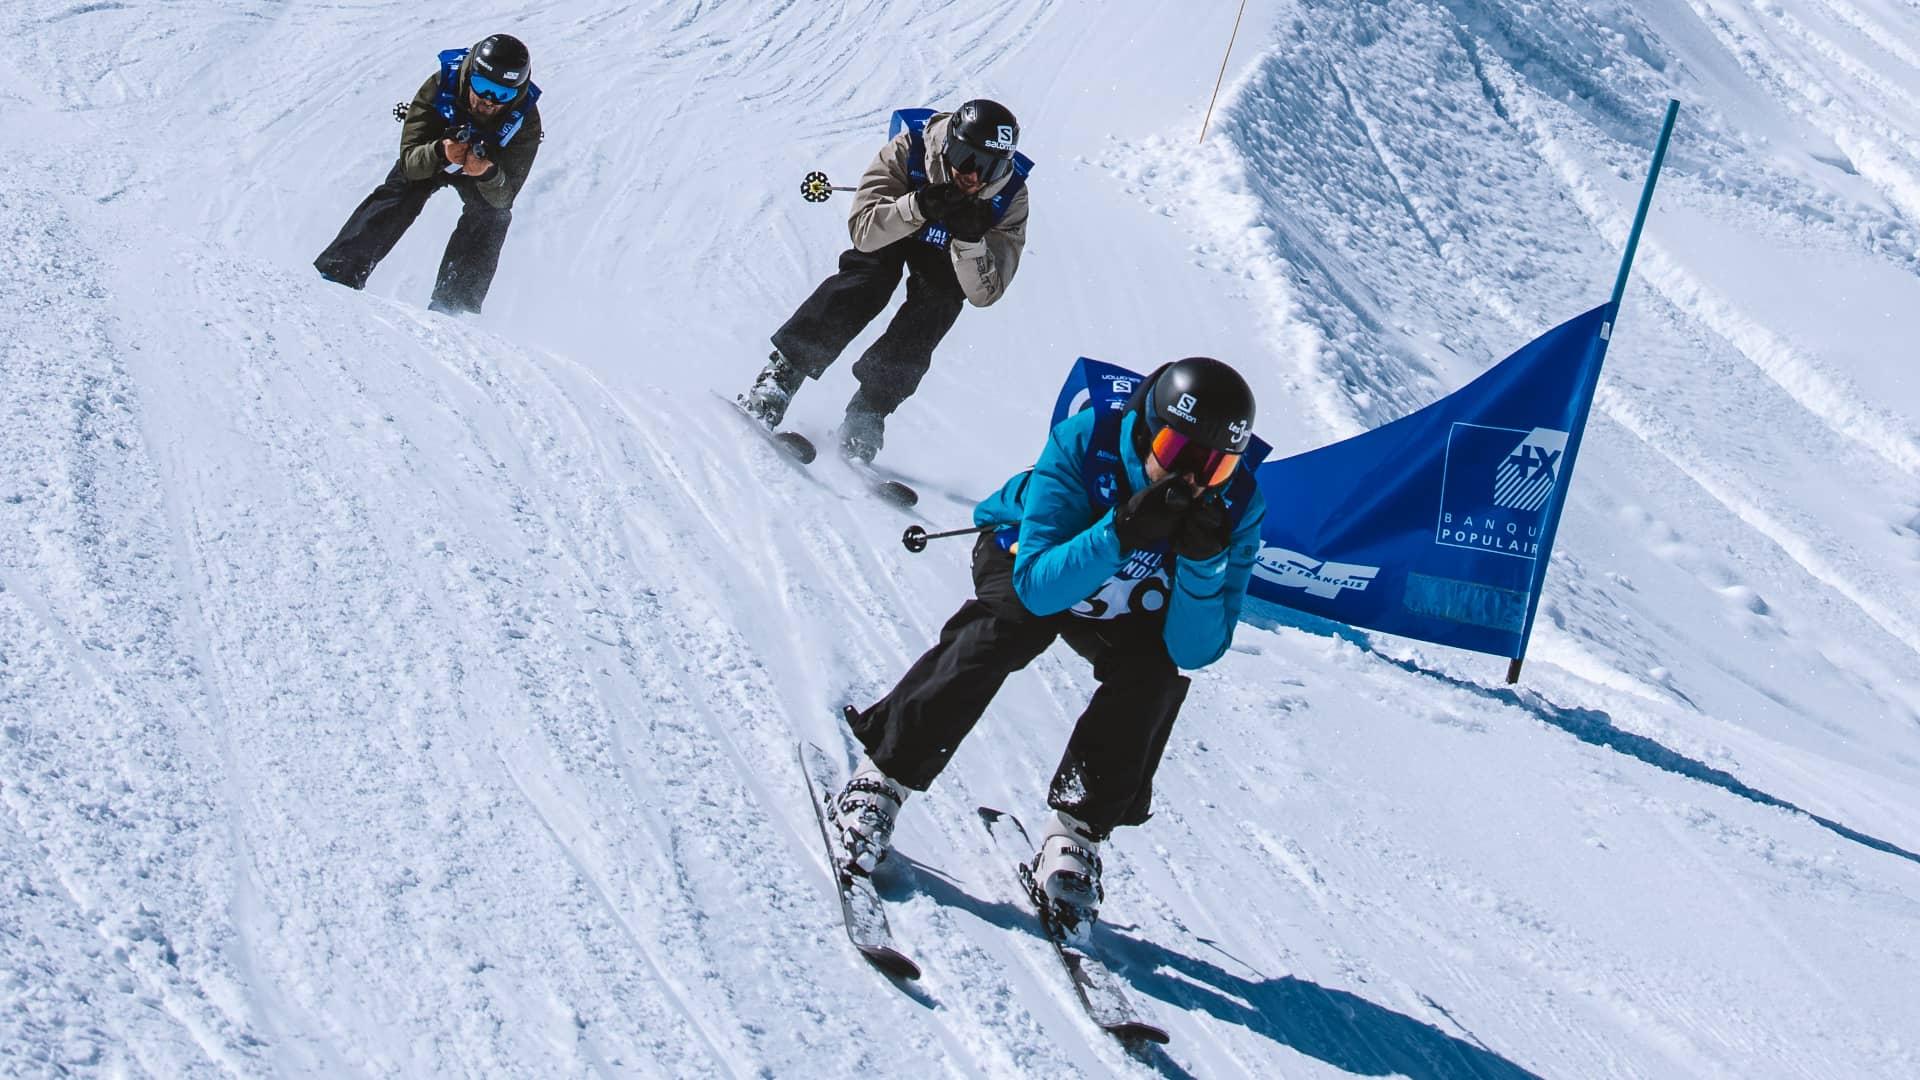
<box><xmin>828</xmin><ymin>760</ymin><xmax>909</xmax><ymax>875</ymax></box>
<box><xmin>1033</xmin><ymin>810</ymin><xmax>1103</xmax><ymax>945</ymax></box>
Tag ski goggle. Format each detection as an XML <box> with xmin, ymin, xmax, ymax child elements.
<box><xmin>944</xmin><ymin>137</ymin><xmax>1014</xmax><ymax>185</ymax></box>
<box><xmin>468</xmin><ymin>73</ymin><xmax>522</xmax><ymax>103</ymax></box>
<box><xmin>1149</xmin><ymin>425</ymin><xmax>1241</xmax><ymax>488</ymax></box>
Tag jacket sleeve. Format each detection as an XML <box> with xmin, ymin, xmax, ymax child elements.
<box><xmin>1162</xmin><ymin>490</ymin><xmax>1267</xmax><ymax>669</ymax></box>
<box><xmin>470</xmin><ymin>105</ymin><xmax>540</xmax><ymax>210</ymax></box>
<box><xmin>1010</xmin><ymin>413</ymin><xmax>1128</xmax><ymax>615</ymax></box>
<box><xmin>399</xmin><ymin>75</ymin><xmax>448</xmax><ymax>181</ymax></box>
<box><xmin>973</xmin><ymin>471</ymin><xmax>1031</xmax><ymax>528</ymax></box>
<box><xmin>949</xmin><ymin>185</ymin><xmax>1026</xmax><ymax>307</ymax></box>
<box><xmin>847</xmin><ymin>134</ymin><xmax>927</xmax><ymax>252</ymax></box>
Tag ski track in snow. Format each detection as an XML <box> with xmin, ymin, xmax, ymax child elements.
<box><xmin>4</xmin><ymin>0</ymin><xmax>1920</xmax><ymax>1077</ymax></box>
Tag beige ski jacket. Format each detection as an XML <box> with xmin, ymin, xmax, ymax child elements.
<box><xmin>846</xmin><ymin>112</ymin><xmax>1028</xmax><ymax>307</ymax></box>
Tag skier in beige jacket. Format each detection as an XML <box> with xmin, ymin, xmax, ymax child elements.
<box><xmin>739</xmin><ymin>100</ymin><xmax>1030</xmax><ymax>462</ymax></box>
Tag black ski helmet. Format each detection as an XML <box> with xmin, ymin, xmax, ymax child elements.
<box><xmin>1138</xmin><ymin>357</ymin><xmax>1257</xmax><ymax>457</ymax></box>
<box><xmin>944</xmin><ymin>99</ymin><xmax>1019</xmax><ymax>185</ymax></box>
<box><xmin>465</xmin><ymin>33</ymin><xmax>531</xmax><ymax>101</ymax></box>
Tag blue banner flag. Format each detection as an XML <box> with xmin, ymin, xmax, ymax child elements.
<box><xmin>1052</xmin><ymin>302</ymin><xmax>1616</xmax><ymax>663</ymax></box>
<box><xmin>1244</xmin><ymin>303</ymin><xmax>1616</xmax><ymax>659</ymax></box>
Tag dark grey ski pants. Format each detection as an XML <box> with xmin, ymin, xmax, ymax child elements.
<box><xmin>848</xmin><ymin>534</ymin><xmax>1191</xmax><ymax>840</ymax></box>
<box><xmin>313</xmin><ymin>161</ymin><xmax>513</xmax><ymax>314</ymax></box>
<box><xmin>769</xmin><ymin>234</ymin><xmax>967</xmax><ymax>416</ymax></box>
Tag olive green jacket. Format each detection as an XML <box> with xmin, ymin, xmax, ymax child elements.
<box><xmin>396</xmin><ymin>70</ymin><xmax>542</xmax><ymax>210</ymax></box>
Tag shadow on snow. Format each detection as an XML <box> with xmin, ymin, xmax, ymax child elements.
<box><xmin>1250</xmin><ymin>606</ymin><xmax>1920</xmax><ymax>867</ymax></box>
<box><xmin>1381</xmin><ymin>655</ymin><xmax>1920</xmax><ymax>868</ymax></box>
<box><xmin>890</xmin><ymin>856</ymin><xmax>1541</xmax><ymax>1079</ymax></box>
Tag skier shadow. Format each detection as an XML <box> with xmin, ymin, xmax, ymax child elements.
<box><xmin>1376</xmin><ymin>656</ymin><xmax>1920</xmax><ymax>867</ymax></box>
<box><xmin>890</xmin><ymin>856</ymin><xmax>1538</xmax><ymax>1079</ymax></box>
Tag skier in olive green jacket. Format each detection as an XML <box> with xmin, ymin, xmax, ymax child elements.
<box><xmin>314</xmin><ymin>33</ymin><xmax>542</xmax><ymax>314</ymax></box>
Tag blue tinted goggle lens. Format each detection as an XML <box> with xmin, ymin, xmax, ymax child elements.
<box><xmin>470</xmin><ymin>73</ymin><xmax>519</xmax><ymax>102</ymax></box>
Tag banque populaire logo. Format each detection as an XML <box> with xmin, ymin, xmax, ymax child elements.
<box><xmin>1436</xmin><ymin>424</ymin><xmax>1570</xmax><ymax>560</ymax></box>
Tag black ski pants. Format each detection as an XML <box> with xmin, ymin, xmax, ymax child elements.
<box><xmin>313</xmin><ymin>161</ymin><xmax>513</xmax><ymax>314</ymax></box>
<box><xmin>848</xmin><ymin>535</ymin><xmax>1191</xmax><ymax>840</ymax></box>
<box><xmin>770</xmin><ymin>234</ymin><xmax>968</xmax><ymax>416</ymax></box>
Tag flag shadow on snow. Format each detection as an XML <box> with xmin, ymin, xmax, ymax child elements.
<box><xmin>1220</xmin><ymin>621</ymin><xmax>1920</xmax><ymax>869</ymax></box>
<box><xmin>891</xmin><ymin>855</ymin><xmax>1538</xmax><ymax>1079</ymax></box>
<box><xmin>1380</xmin><ymin>657</ymin><xmax>1920</xmax><ymax>867</ymax></box>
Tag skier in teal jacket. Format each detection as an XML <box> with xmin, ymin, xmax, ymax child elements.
<box><xmin>832</xmin><ymin>357</ymin><xmax>1265</xmax><ymax>942</ymax></box>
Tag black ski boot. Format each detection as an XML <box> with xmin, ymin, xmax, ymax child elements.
<box><xmin>838</xmin><ymin>391</ymin><xmax>888</xmax><ymax>463</ymax></box>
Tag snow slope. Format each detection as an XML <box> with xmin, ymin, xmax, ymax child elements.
<box><xmin>3</xmin><ymin>0</ymin><xmax>1918</xmax><ymax>1076</ymax></box>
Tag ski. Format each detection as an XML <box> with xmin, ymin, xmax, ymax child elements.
<box><xmin>977</xmin><ymin>807</ymin><xmax>1170</xmax><ymax>1045</ymax></box>
<box><xmin>720</xmin><ymin>392</ymin><xmax>819</xmax><ymax>464</ymax></box>
<box><xmin>845</xmin><ymin>458</ymin><xmax>919</xmax><ymax>508</ymax></box>
<box><xmin>717</xmin><ymin>393</ymin><xmax>917</xmax><ymax>506</ymax></box>
<box><xmin>798</xmin><ymin>742</ymin><xmax>921</xmax><ymax>980</ymax></box>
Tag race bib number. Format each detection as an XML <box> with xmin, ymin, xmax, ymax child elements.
<box><xmin>1070</xmin><ymin>552</ymin><xmax>1171</xmax><ymax>621</ymax></box>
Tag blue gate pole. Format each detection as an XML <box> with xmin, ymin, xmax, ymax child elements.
<box><xmin>1507</xmin><ymin>98</ymin><xmax>1680</xmax><ymax>685</ymax></box>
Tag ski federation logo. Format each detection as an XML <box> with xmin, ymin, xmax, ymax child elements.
<box><xmin>1253</xmin><ymin>548</ymin><xmax>1379</xmax><ymax>600</ymax></box>
<box><xmin>1436</xmin><ymin>424</ymin><xmax>1569</xmax><ymax>560</ymax></box>
<box><xmin>984</xmin><ymin>124</ymin><xmax>1017</xmax><ymax>151</ymax></box>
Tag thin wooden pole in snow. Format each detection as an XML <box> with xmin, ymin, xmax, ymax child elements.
<box><xmin>1199</xmin><ymin>0</ymin><xmax>1251</xmax><ymax>144</ymax></box>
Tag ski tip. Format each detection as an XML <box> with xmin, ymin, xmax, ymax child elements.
<box><xmin>977</xmin><ymin>805</ymin><xmax>1033</xmax><ymax>844</ymax></box>
<box><xmin>1109</xmin><ymin>1021</ymin><xmax>1172</xmax><ymax>1045</ymax></box>
<box><xmin>861</xmin><ymin>946</ymin><xmax>922</xmax><ymax>981</ymax></box>
<box><xmin>976</xmin><ymin>805</ymin><xmax>1024</xmax><ymax>827</ymax></box>
<box><xmin>773</xmin><ymin>430</ymin><xmax>818</xmax><ymax>464</ymax></box>
<box><xmin>873</xmin><ymin>480</ymin><xmax>918</xmax><ymax>508</ymax></box>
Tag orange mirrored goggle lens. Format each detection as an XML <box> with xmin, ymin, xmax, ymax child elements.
<box><xmin>1149</xmin><ymin>426</ymin><xmax>1240</xmax><ymax>488</ymax></box>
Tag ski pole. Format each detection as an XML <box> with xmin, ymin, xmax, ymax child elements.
<box><xmin>801</xmin><ymin>170</ymin><xmax>856</xmax><ymax>203</ymax></box>
<box><xmin>901</xmin><ymin>523</ymin><xmax>998</xmax><ymax>554</ymax></box>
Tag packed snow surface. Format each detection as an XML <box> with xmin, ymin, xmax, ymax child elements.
<box><xmin>4</xmin><ymin>0</ymin><xmax>1919</xmax><ymax>1076</ymax></box>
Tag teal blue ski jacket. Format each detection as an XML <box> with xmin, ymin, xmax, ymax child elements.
<box><xmin>973</xmin><ymin>408</ymin><xmax>1266</xmax><ymax>669</ymax></box>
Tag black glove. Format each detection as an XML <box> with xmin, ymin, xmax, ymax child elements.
<box><xmin>1113</xmin><ymin>474</ymin><xmax>1193</xmax><ymax>551</ymax></box>
<box><xmin>945</xmin><ymin>200</ymin><xmax>996</xmax><ymax>242</ymax></box>
<box><xmin>1170</xmin><ymin>493</ymin><xmax>1232</xmax><ymax>561</ymax></box>
<box><xmin>914</xmin><ymin>182</ymin><xmax>966</xmax><ymax>222</ymax></box>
